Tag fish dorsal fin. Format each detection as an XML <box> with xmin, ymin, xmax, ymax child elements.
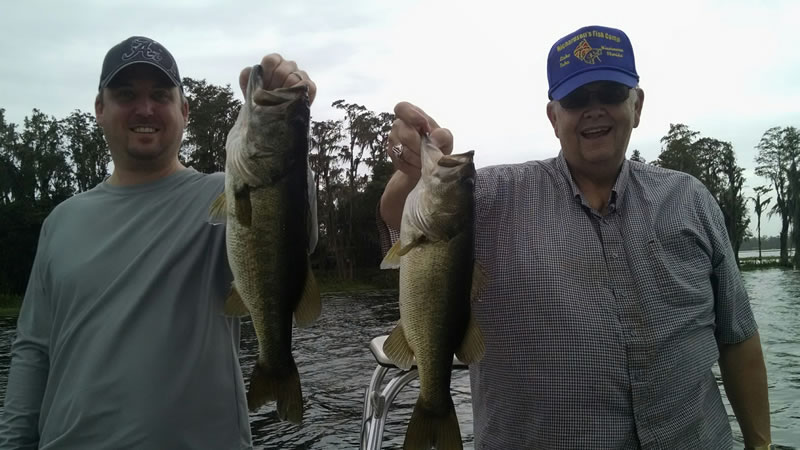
<box><xmin>209</xmin><ymin>192</ymin><xmax>227</xmax><ymax>223</ymax></box>
<box><xmin>383</xmin><ymin>323</ymin><xmax>415</xmax><ymax>370</ymax></box>
<box><xmin>223</xmin><ymin>285</ymin><xmax>250</xmax><ymax>317</ymax></box>
<box><xmin>455</xmin><ymin>312</ymin><xmax>485</xmax><ymax>364</ymax></box>
<box><xmin>470</xmin><ymin>260</ymin><xmax>488</xmax><ymax>302</ymax></box>
<box><xmin>294</xmin><ymin>259</ymin><xmax>321</xmax><ymax>327</ymax></box>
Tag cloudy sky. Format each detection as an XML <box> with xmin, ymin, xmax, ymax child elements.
<box><xmin>2</xmin><ymin>0</ymin><xmax>797</xmax><ymax>236</ymax></box>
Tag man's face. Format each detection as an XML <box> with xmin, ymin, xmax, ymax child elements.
<box><xmin>547</xmin><ymin>81</ymin><xmax>644</xmax><ymax>174</ymax></box>
<box><xmin>95</xmin><ymin>64</ymin><xmax>188</xmax><ymax>165</ymax></box>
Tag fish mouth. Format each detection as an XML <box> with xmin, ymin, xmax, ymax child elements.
<box><xmin>246</xmin><ymin>64</ymin><xmax>307</xmax><ymax>108</ymax></box>
<box><xmin>246</xmin><ymin>64</ymin><xmax>263</xmax><ymax>105</ymax></box>
<box><xmin>438</xmin><ymin>150</ymin><xmax>475</xmax><ymax>168</ymax></box>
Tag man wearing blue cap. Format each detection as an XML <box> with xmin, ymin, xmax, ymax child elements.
<box><xmin>0</xmin><ymin>36</ymin><xmax>316</xmax><ymax>449</ymax></box>
<box><xmin>379</xmin><ymin>25</ymin><xmax>771</xmax><ymax>449</ymax></box>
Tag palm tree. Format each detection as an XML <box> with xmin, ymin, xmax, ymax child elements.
<box><xmin>752</xmin><ymin>185</ymin><xmax>772</xmax><ymax>262</ymax></box>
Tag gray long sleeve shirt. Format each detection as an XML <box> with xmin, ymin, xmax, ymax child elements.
<box><xmin>0</xmin><ymin>169</ymin><xmax>252</xmax><ymax>449</ymax></box>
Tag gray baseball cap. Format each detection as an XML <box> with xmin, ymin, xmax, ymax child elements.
<box><xmin>98</xmin><ymin>36</ymin><xmax>182</xmax><ymax>90</ymax></box>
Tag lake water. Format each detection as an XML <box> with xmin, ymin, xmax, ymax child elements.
<box><xmin>0</xmin><ymin>268</ymin><xmax>798</xmax><ymax>448</ymax></box>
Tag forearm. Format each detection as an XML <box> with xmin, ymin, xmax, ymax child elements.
<box><xmin>0</xmin><ymin>342</ymin><xmax>49</xmax><ymax>449</ymax></box>
<box><xmin>379</xmin><ymin>171</ymin><xmax>418</xmax><ymax>230</ymax></box>
<box><xmin>718</xmin><ymin>331</ymin><xmax>771</xmax><ymax>448</ymax></box>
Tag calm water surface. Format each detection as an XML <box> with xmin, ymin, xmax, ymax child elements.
<box><xmin>0</xmin><ymin>269</ymin><xmax>797</xmax><ymax>448</ymax></box>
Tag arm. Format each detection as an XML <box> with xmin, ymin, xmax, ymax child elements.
<box><xmin>380</xmin><ymin>171</ymin><xmax>419</xmax><ymax>230</ymax></box>
<box><xmin>718</xmin><ymin>332</ymin><xmax>771</xmax><ymax>449</ymax></box>
<box><xmin>378</xmin><ymin>102</ymin><xmax>454</xmax><ymax>230</ymax></box>
<box><xmin>700</xmin><ymin>185</ymin><xmax>771</xmax><ymax>449</ymax></box>
<box><xmin>0</xmin><ymin>230</ymin><xmax>52</xmax><ymax>449</ymax></box>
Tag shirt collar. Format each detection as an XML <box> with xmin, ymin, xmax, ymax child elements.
<box><xmin>555</xmin><ymin>151</ymin><xmax>631</xmax><ymax>213</ymax></box>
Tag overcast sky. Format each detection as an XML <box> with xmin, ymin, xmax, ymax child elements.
<box><xmin>2</xmin><ymin>0</ymin><xmax>797</xmax><ymax>236</ymax></box>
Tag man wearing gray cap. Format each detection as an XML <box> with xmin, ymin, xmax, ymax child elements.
<box><xmin>379</xmin><ymin>25</ymin><xmax>771</xmax><ymax>449</ymax></box>
<box><xmin>0</xmin><ymin>36</ymin><xmax>316</xmax><ymax>449</ymax></box>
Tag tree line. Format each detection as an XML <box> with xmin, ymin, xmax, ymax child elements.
<box><xmin>1</xmin><ymin>78</ymin><xmax>798</xmax><ymax>297</ymax></box>
<box><xmin>634</xmin><ymin>124</ymin><xmax>799</xmax><ymax>267</ymax></box>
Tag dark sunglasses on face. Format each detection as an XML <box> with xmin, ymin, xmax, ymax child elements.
<box><xmin>558</xmin><ymin>82</ymin><xmax>631</xmax><ymax>110</ymax></box>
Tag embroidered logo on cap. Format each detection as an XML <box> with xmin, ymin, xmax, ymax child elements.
<box><xmin>574</xmin><ymin>39</ymin><xmax>603</xmax><ymax>65</ymax></box>
<box><xmin>121</xmin><ymin>38</ymin><xmax>178</xmax><ymax>79</ymax></box>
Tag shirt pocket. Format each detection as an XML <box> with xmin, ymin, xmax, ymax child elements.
<box><xmin>646</xmin><ymin>228</ymin><xmax>714</xmax><ymax>311</ymax></box>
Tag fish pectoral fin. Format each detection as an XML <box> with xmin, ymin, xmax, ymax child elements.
<box><xmin>379</xmin><ymin>241</ymin><xmax>403</xmax><ymax>269</ymax></box>
<box><xmin>234</xmin><ymin>185</ymin><xmax>253</xmax><ymax>227</ymax></box>
<box><xmin>379</xmin><ymin>237</ymin><xmax>422</xmax><ymax>270</ymax></box>
<box><xmin>470</xmin><ymin>260</ymin><xmax>489</xmax><ymax>302</ymax></box>
<box><xmin>208</xmin><ymin>192</ymin><xmax>227</xmax><ymax>223</ymax></box>
<box><xmin>294</xmin><ymin>262</ymin><xmax>321</xmax><ymax>328</ymax></box>
<box><xmin>455</xmin><ymin>312</ymin><xmax>485</xmax><ymax>365</ymax></box>
<box><xmin>383</xmin><ymin>323</ymin><xmax>415</xmax><ymax>370</ymax></box>
<box><xmin>223</xmin><ymin>285</ymin><xmax>250</xmax><ymax>317</ymax></box>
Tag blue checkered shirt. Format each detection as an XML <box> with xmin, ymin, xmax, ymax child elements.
<box><xmin>379</xmin><ymin>153</ymin><xmax>757</xmax><ymax>449</ymax></box>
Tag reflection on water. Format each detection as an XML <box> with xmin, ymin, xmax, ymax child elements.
<box><xmin>0</xmin><ymin>270</ymin><xmax>798</xmax><ymax>449</ymax></box>
<box><xmin>735</xmin><ymin>269</ymin><xmax>800</xmax><ymax>449</ymax></box>
<box><xmin>239</xmin><ymin>291</ymin><xmax>474</xmax><ymax>449</ymax></box>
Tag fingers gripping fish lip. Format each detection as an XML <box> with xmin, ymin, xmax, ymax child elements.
<box><xmin>246</xmin><ymin>64</ymin><xmax>263</xmax><ymax>106</ymax></box>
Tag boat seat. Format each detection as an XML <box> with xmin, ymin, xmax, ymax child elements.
<box><xmin>359</xmin><ymin>335</ymin><xmax>468</xmax><ymax>449</ymax></box>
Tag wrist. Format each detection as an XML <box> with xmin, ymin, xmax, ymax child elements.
<box><xmin>395</xmin><ymin>169</ymin><xmax>420</xmax><ymax>185</ymax></box>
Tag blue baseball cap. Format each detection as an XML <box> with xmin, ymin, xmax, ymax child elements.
<box><xmin>547</xmin><ymin>25</ymin><xmax>639</xmax><ymax>100</ymax></box>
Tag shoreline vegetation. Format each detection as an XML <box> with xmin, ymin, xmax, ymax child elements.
<box><xmin>1</xmin><ymin>257</ymin><xmax>795</xmax><ymax>317</ymax></box>
<box><xmin>739</xmin><ymin>257</ymin><xmax>795</xmax><ymax>271</ymax></box>
<box><xmin>0</xmin><ymin>269</ymin><xmax>400</xmax><ymax>317</ymax></box>
<box><xmin>0</xmin><ymin>256</ymin><xmax>797</xmax><ymax>317</ymax></box>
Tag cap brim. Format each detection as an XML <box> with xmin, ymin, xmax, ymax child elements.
<box><xmin>550</xmin><ymin>69</ymin><xmax>638</xmax><ymax>100</ymax></box>
<box><xmin>99</xmin><ymin>61</ymin><xmax>181</xmax><ymax>90</ymax></box>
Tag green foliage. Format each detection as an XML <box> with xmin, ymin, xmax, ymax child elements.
<box><xmin>7</xmin><ymin>76</ymin><xmax>794</xmax><ymax>299</ymax></box>
<box><xmin>0</xmin><ymin>293</ymin><xmax>23</xmax><ymax>316</ymax></box>
<box><xmin>755</xmin><ymin>126</ymin><xmax>800</xmax><ymax>266</ymax></box>
<box><xmin>180</xmin><ymin>78</ymin><xmax>241</xmax><ymax>174</ymax></box>
<box><xmin>654</xmin><ymin>124</ymin><xmax>751</xmax><ymax>264</ymax></box>
<box><xmin>62</xmin><ymin>110</ymin><xmax>110</xmax><ymax>192</ymax></box>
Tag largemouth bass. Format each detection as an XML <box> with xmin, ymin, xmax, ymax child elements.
<box><xmin>210</xmin><ymin>64</ymin><xmax>320</xmax><ymax>424</ymax></box>
<box><xmin>381</xmin><ymin>136</ymin><xmax>486</xmax><ymax>449</ymax></box>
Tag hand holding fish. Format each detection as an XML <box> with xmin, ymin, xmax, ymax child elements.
<box><xmin>238</xmin><ymin>53</ymin><xmax>317</xmax><ymax>105</ymax></box>
<box><xmin>387</xmin><ymin>101</ymin><xmax>454</xmax><ymax>179</ymax></box>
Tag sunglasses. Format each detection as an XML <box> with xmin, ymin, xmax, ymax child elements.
<box><xmin>558</xmin><ymin>82</ymin><xmax>631</xmax><ymax>110</ymax></box>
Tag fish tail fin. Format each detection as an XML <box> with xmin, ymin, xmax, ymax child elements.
<box><xmin>404</xmin><ymin>397</ymin><xmax>463</xmax><ymax>450</ymax></box>
<box><xmin>246</xmin><ymin>359</ymin><xmax>303</xmax><ymax>424</ymax></box>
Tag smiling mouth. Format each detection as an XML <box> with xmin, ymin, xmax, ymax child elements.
<box><xmin>581</xmin><ymin>127</ymin><xmax>611</xmax><ymax>139</ymax></box>
<box><xmin>131</xmin><ymin>126</ymin><xmax>158</xmax><ymax>134</ymax></box>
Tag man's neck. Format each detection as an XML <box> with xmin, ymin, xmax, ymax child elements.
<box><xmin>568</xmin><ymin>163</ymin><xmax>622</xmax><ymax>215</ymax></box>
<box><xmin>107</xmin><ymin>160</ymin><xmax>186</xmax><ymax>186</ymax></box>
